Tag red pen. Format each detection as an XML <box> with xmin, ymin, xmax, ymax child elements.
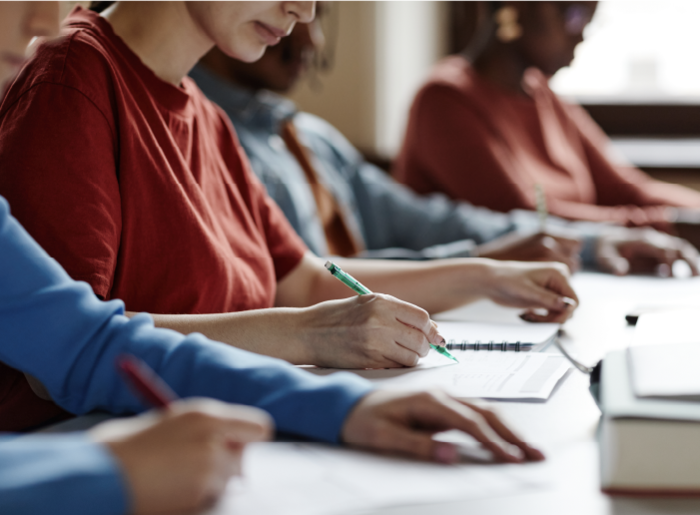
<box><xmin>117</xmin><ymin>354</ymin><xmax>178</xmax><ymax>408</ymax></box>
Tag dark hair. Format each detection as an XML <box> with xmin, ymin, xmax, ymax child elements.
<box><xmin>90</xmin><ymin>0</ymin><xmax>117</xmax><ymax>13</ymax></box>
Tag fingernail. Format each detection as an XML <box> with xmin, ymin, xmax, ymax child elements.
<box><xmin>526</xmin><ymin>445</ymin><xmax>546</xmax><ymax>461</ymax></box>
<box><xmin>433</xmin><ymin>442</ymin><xmax>458</xmax><ymax>464</ymax></box>
<box><xmin>431</xmin><ymin>332</ymin><xmax>446</xmax><ymax>346</ymax></box>
<box><xmin>561</xmin><ymin>297</ymin><xmax>577</xmax><ymax>308</ymax></box>
<box><xmin>520</xmin><ymin>313</ymin><xmax>534</xmax><ymax>322</ymax></box>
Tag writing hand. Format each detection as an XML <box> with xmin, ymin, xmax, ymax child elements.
<box><xmin>90</xmin><ymin>398</ymin><xmax>272</xmax><ymax>515</ymax></box>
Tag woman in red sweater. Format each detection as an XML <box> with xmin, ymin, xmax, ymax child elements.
<box><xmin>0</xmin><ymin>1</ymin><xmax>576</xmax><ymax>377</ymax></box>
<box><xmin>395</xmin><ymin>2</ymin><xmax>700</xmax><ymax>232</ymax></box>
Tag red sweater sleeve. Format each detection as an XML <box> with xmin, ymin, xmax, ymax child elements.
<box><xmin>540</xmin><ymin>102</ymin><xmax>700</xmax><ymax>228</ymax></box>
<box><xmin>570</xmin><ymin>102</ymin><xmax>700</xmax><ymax>210</ymax></box>
<box><xmin>0</xmin><ymin>82</ymin><xmax>120</xmax><ymax>298</ymax></box>
<box><xmin>396</xmin><ymin>83</ymin><xmax>532</xmax><ymax>213</ymax></box>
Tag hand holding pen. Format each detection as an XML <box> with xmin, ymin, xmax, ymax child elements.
<box><xmin>325</xmin><ymin>261</ymin><xmax>458</xmax><ymax>364</ymax></box>
<box><xmin>87</xmin><ymin>355</ymin><xmax>272</xmax><ymax>514</ymax></box>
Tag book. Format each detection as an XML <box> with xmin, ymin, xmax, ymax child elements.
<box><xmin>599</xmin><ymin>350</ymin><xmax>700</xmax><ymax>495</ymax></box>
<box><xmin>629</xmin><ymin>310</ymin><xmax>700</xmax><ymax>400</ymax></box>
<box><xmin>438</xmin><ymin>320</ymin><xmax>560</xmax><ymax>352</ymax></box>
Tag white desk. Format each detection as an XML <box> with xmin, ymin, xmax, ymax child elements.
<box><xmin>48</xmin><ymin>272</ymin><xmax>700</xmax><ymax>515</ymax></box>
<box><xmin>353</xmin><ymin>271</ymin><xmax>700</xmax><ymax>515</ymax></box>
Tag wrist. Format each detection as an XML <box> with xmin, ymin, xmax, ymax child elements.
<box><xmin>456</xmin><ymin>258</ymin><xmax>497</xmax><ymax>299</ymax></box>
<box><xmin>286</xmin><ymin>307</ymin><xmax>319</xmax><ymax>365</ymax></box>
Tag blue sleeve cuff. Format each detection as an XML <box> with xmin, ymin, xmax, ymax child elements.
<box><xmin>0</xmin><ymin>434</ymin><xmax>129</xmax><ymax>515</ymax></box>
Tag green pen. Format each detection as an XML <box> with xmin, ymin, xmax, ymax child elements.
<box><xmin>324</xmin><ymin>261</ymin><xmax>459</xmax><ymax>363</ymax></box>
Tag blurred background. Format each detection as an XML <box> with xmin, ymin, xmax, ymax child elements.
<box><xmin>290</xmin><ymin>1</ymin><xmax>700</xmax><ymax>191</ymax></box>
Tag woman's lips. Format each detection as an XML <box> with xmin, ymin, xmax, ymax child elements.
<box><xmin>254</xmin><ymin>21</ymin><xmax>287</xmax><ymax>46</ymax></box>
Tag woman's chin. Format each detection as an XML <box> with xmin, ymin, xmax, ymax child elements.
<box><xmin>220</xmin><ymin>44</ymin><xmax>267</xmax><ymax>64</ymax></box>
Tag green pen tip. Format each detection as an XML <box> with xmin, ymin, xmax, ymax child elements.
<box><xmin>433</xmin><ymin>344</ymin><xmax>459</xmax><ymax>363</ymax></box>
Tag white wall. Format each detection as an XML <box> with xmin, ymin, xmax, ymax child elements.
<box><xmin>289</xmin><ymin>1</ymin><xmax>449</xmax><ymax>158</ymax></box>
<box><xmin>374</xmin><ymin>1</ymin><xmax>449</xmax><ymax>156</ymax></box>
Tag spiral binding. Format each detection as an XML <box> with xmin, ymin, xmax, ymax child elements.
<box><xmin>444</xmin><ymin>340</ymin><xmax>524</xmax><ymax>351</ymax></box>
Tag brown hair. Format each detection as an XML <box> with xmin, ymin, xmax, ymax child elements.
<box><xmin>90</xmin><ymin>0</ymin><xmax>117</xmax><ymax>13</ymax></box>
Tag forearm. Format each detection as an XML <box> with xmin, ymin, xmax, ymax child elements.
<box><xmin>0</xmin><ymin>435</ymin><xmax>127</xmax><ymax>515</ymax></box>
<box><xmin>314</xmin><ymin>257</ymin><xmax>495</xmax><ymax>314</ymax></box>
<box><xmin>0</xmin><ymin>200</ymin><xmax>372</xmax><ymax>441</ymax></box>
<box><xmin>140</xmin><ymin>308</ymin><xmax>312</xmax><ymax>364</ymax></box>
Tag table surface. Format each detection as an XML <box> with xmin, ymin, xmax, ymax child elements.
<box><xmin>46</xmin><ymin>270</ymin><xmax>700</xmax><ymax>515</ymax></box>
<box><xmin>355</xmin><ymin>271</ymin><xmax>700</xmax><ymax>515</ymax></box>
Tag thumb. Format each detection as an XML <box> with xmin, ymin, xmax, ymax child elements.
<box><xmin>596</xmin><ymin>243</ymin><xmax>630</xmax><ymax>276</ymax></box>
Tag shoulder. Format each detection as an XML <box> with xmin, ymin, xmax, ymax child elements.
<box><xmin>294</xmin><ymin>112</ymin><xmax>364</xmax><ymax>166</ymax></box>
<box><xmin>524</xmin><ymin>67</ymin><xmax>575</xmax><ymax>110</ymax></box>
<box><xmin>186</xmin><ymin>79</ymin><xmax>242</xmax><ymax>145</ymax></box>
<box><xmin>420</xmin><ymin>56</ymin><xmax>479</xmax><ymax>95</ymax></box>
<box><xmin>523</xmin><ymin>68</ymin><xmax>591</xmax><ymax>122</ymax></box>
<box><xmin>411</xmin><ymin>56</ymin><xmax>482</xmax><ymax>114</ymax></box>
<box><xmin>1</xmin><ymin>27</ymin><xmax>120</xmax><ymax>124</ymax></box>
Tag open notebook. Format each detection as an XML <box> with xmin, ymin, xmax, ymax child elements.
<box><xmin>305</xmin><ymin>321</ymin><xmax>568</xmax><ymax>401</ymax></box>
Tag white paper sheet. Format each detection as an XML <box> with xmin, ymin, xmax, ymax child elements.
<box><xmin>202</xmin><ymin>442</ymin><xmax>550</xmax><ymax>515</ymax></box>
<box><xmin>308</xmin><ymin>352</ymin><xmax>570</xmax><ymax>401</ymax></box>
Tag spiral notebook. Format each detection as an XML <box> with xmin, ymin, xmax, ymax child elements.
<box><xmin>438</xmin><ymin>320</ymin><xmax>560</xmax><ymax>352</ymax></box>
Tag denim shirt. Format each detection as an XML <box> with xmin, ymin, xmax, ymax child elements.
<box><xmin>190</xmin><ymin>65</ymin><xmax>600</xmax><ymax>264</ymax></box>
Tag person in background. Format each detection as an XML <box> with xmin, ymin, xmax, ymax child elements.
<box><xmin>0</xmin><ymin>3</ymin><xmax>542</xmax><ymax>513</ymax></box>
<box><xmin>0</xmin><ymin>0</ymin><xmax>580</xmax><ymax>434</ymax></box>
<box><xmin>191</xmin><ymin>9</ymin><xmax>699</xmax><ymax>278</ymax></box>
<box><xmin>393</xmin><ymin>2</ymin><xmax>700</xmax><ymax>246</ymax></box>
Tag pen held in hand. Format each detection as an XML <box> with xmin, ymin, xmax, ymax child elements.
<box><xmin>324</xmin><ymin>261</ymin><xmax>459</xmax><ymax>363</ymax></box>
<box><xmin>117</xmin><ymin>354</ymin><xmax>178</xmax><ymax>408</ymax></box>
<box><xmin>534</xmin><ymin>183</ymin><xmax>548</xmax><ymax>233</ymax></box>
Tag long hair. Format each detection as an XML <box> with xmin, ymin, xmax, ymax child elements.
<box><xmin>90</xmin><ymin>0</ymin><xmax>117</xmax><ymax>13</ymax></box>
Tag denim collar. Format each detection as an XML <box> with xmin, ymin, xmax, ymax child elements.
<box><xmin>189</xmin><ymin>63</ymin><xmax>297</xmax><ymax>134</ymax></box>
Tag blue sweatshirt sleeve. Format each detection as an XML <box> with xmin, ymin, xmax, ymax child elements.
<box><xmin>0</xmin><ymin>196</ymin><xmax>373</xmax><ymax>443</ymax></box>
<box><xmin>0</xmin><ymin>434</ymin><xmax>128</xmax><ymax>515</ymax></box>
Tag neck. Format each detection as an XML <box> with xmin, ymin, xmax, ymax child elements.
<box><xmin>199</xmin><ymin>51</ymin><xmax>254</xmax><ymax>92</ymax></box>
<box><xmin>103</xmin><ymin>1</ymin><xmax>214</xmax><ymax>86</ymax></box>
<box><xmin>471</xmin><ymin>43</ymin><xmax>529</xmax><ymax>96</ymax></box>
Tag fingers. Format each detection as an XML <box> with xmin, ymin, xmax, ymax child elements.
<box><xmin>597</xmin><ymin>229</ymin><xmax>700</xmax><ymax>277</ymax></box>
<box><xmin>95</xmin><ymin>399</ymin><xmax>272</xmax><ymax>515</ymax></box>
<box><xmin>408</xmin><ymin>391</ymin><xmax>534</xmax><ymax>463</ymax></box>
<box><xmin>548</xmin><ymin>233</ymin><xmax>582</xmax><ymax>256</ymax></box>
<box><xmin>403</xmin><ymin>392</ymin><xmax>525</xmax><ymax>463</ymax></box>
<box><xmin>595</xmin><ymin>239</ymin><xmax>630</xmax><ymax>276</ymax></box>
<box><xmin>171</xmin><ymin>399</ymin><xmax>274</xmax><ymax>443</ymax></box>
<box><xmin>514</xmin><ymin>279</ymin><xmax>576</xmax><ymax>317</ymax></box>
<box><xmin>679</xmin><ymin>242</ymin><xmax>700</xmax><ymax>276</ymax></box>
<box><xmin>463</xmin><ymin>401</ymin><xmax>544</xmax><ymax>461</ymax></box>
<box><xmin>342</xmin><ymin>391</ymin><xmax>545</xmax><ymax>466</ymax></box>
<box><xmin>520</xmin><ymin>306</ymin><xmax>572</xmax><ymax>324</ymax></box>
<box><xmin>542</xmin><ymin>265</ymin><xmax>579</xmax><ymax>306</ymax></box>
<box><xmin>382</xmin><ymin>294</ymin><xmax>444</xmax><ymax>346</ymax></box>
<box><xmin>516</xmin><ymin>268</ymin><xmax>577</xmax><ymax>323</ymax></box>
<box><xmin>540</xmin><ymin>234</ymin><xmax>582</xmax><ymax>272</ymax></box>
